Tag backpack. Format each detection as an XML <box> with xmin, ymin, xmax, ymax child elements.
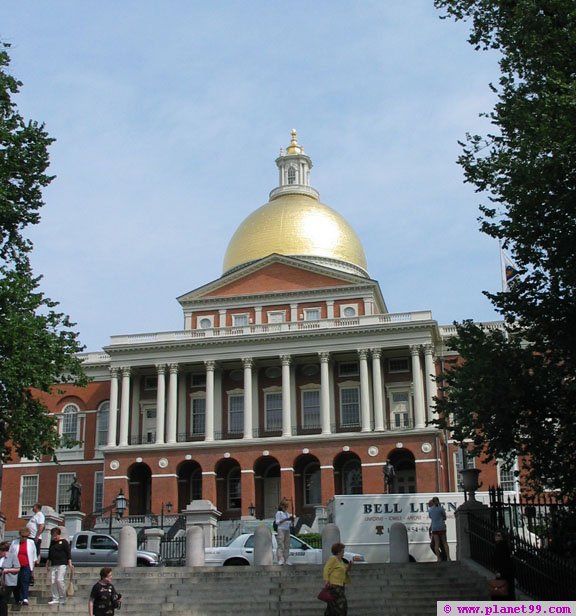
<box><xmin>272</xmin><ymin>520</ymin><xmax>278</xmax><ymax>532</ymax></box>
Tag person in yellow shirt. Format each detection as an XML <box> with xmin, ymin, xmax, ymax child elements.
<box><xmin>322</xmin><ymin>542</ymin><xmax>352</xmax><ymax>615</ymax></box>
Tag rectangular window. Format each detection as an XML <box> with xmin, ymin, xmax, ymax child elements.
<box><xmin>228</xmin><ymin>394</ymin><xmax>244</xmax><ymax>433</ymax></box>
<box><xmin>304</xmin><ymin>308</ymin><xmax>321</xmax><ymax>321</ymax></box>
<box><xmin>338</xmin><ymin>362</ymin><xmax>359</xmax><ymax>377</ymax></box>
<box><xmin>191</xmin><ymin>374</ymin><xmax>206</xmax><ymax>387</ymax></box>
<box><xmin>498</xmin><ymin>461</ymin><xmax>518</xmax><ymax>492</ymax></box>
<box><xmin>228</xmin><ymin>472</ymin><xmax>241</xmax><ymax>509</ymax></box>
<box><xmin>265</xmin><ymin>393</ymin><xmax>283</xmax><ymax>431</ymax></box>
<box><xmin>302</xmin><ymin>390</ymin><xmax>320</xmax><ymax>428</ymax></box>
<box><xmin>20</xmin><ymin>475</ymin><xmax>39</xmax><ymax>517</ymax></box>
<box><xmin>191</xmin><ymin>397</ymin><xmax>206</xmax><ymax>434</ymax></box>
<box><xmin>97</xmin><ymin>408</ymin><xmax>109</xmax><ymax>447</ymax></box>
<box><xmin>267</xmin><ymin>311</ymin><xmax>285</xmax><ymax>324</ymax></box>
<box><xmin>57</xmin><ymin>473</ymin><xmax>76</xmax><ymax>513</ymax></box>
<box><xmin>340</xmin><ymin>387</ymin><xmax>360</xmax><ymax>426</ymax></box>
<box><xmin>389</xmin><ymin>358</ymin><xmax>409</xmax><ymax>373</ymax></box>
<box><xmin>144</xmin><ymin>376</ymin><xmax>157</xmax><ymax>390</ymax></box>
<box><xmin>144</xmin><ymin>408</ymin><xmax>156</xmax><ymax>443</ymax></box>
<box><xmin>232</xmin><ymin>314</ymin><xmax>249</xmax><ymax>327</ymax></box>
<box><xmin>391</xmin><ymin>391</ymin><xmax>411</xmax><ymax>429</ymax></box>
<box><xmin>94</xmin><ymin>471</ymin><xmax>104</xmax><ymax>512</ymax></box>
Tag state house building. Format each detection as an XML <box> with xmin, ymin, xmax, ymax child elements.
<box><xmin>2</xmin><ymin>131</ymin><xmax>505</xmax><ymax>530</ymax></box>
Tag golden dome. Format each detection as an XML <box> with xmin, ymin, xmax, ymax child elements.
<box><xmin>222</xmin><ymin>192</ymin><xmax>368</xmax><ymax>275</ymax></box>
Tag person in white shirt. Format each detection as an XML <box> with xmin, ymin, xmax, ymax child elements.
<box><xmin>26</xmin><ymin>503</ymin><xmax>45</xmax><ymax>553</ymax></box>
<box><xmin>274</xmin><ymin>499</ymin><xmax>294</xmax><ymax>565</ymax></box>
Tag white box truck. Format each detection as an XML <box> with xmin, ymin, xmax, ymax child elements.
<box><xmin>326</xmin><ymin>492</ymin><xmax>491</xmax><ymax>563</ymax></box>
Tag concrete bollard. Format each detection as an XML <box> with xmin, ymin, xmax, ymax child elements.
<box><xmin>186</xmin><ymin>525</ymin><xmax>205</xmax><ymax>566</ymax></box>
<box><xmin>117</xmin><ymin>526</ymin><xmax>137</xmax><ymax>567</ymax></box>
<box><xmin>322</xmin><ymin>523</ymin><xmax>341</xmax><ymax>564</ymax></box>
<box><xmin>253</xmin><ymin>524</ymin><xmax>273</xmax><ymax>565</ymax></box>
<box><xmin>389</xmin><ymin>522</ymin><xmax>410</xmax><ymax>563</ymax></box>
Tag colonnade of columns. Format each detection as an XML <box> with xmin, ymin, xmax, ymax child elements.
<box><xmin>106</xmin><ymin>345</ymin><xmax>436</xmax><ymax>447</ymax></box>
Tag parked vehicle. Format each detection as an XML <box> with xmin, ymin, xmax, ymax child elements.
<box><xmin>204</xmin><ymin>533</ymin><xmax>366</xmax><ymax>566</ymax></box>
<box><xmin>41</xmin><ymin>531</ymin><xmax>161</xmax><ymax>567</ymax></box>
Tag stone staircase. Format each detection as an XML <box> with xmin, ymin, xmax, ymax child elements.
<box><xmin>13</xmin><ymin>562</ymin><xmax>490</xmax><ymax>616</ymax></box>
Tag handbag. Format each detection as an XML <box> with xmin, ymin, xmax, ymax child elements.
<box><xmin>487</xmin><ymin>577</ymin><xmax>509</xmax><ymax>598</ymax></box>
<box><xmin>317</xmin><ymin>584</ymin><xmax>333</xmax><ymax>603</ymax></box>
<box><xmin>66</xmin><ymin>578</ymin><xmax>75</xmax><ymax>598</ymax></box>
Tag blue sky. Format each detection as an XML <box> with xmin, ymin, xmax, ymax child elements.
<box><xmin>1</xmin><ymin>1</ymin><xmax>502</xmax><ymax>352</ymax></box>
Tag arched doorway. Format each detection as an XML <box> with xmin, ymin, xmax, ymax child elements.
<box><xmin>254</xmin><ymin>456</ymin><xmax>280</xmax><ymax>519</ymax></box>
<box><xmin>389</xmin><ymin>449</ymin><xmax>417</xmax><ymax>494</ymax></box>
<box><xmin>215</xmin><ymin>458</ymin><xmax>241</xmax><ymax>520</ymax></box>
<box><xmin>294</xmin><ymin>454</ymin><xmax>321</xmax><ymax>515</ymax></box>
<box><xmin>333</xmin><ymin>452</ymin><xmax>363</xmax><ymax>495</ymax></box>
<box><xmin>128</xmin><ymin>463</ymin><xmax>152</xmax><ymax>514</ymax></box>
<box><xmin>177</xmin><ymin>460</ymin><xmax>202</xmax><ymax>512</ymax></box>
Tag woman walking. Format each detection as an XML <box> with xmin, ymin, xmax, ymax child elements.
<box><xmin>89</xmin><ymin>567</ymin><xmax>122</xmax><ymax>616</ymax></box>
<box><xmin>322</xmin><ymin>542</ymin><xmax>352</xmax><ymax>616</ymax></box>
<box><xmin>9</xmin><ymin>528</ymin><xmax>37</xmax><ymax>606</ymax></box>
<box><xmin>428</xmin><ymin>497</ymin><xmax>451</xmax><ymax>562</ymax></box>
<box><xmin>46</xmin><ymin>526</ymin><xmax>73</xmax><ymax>605</ymax></box>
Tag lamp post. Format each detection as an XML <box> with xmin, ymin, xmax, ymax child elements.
<box><xmin>160</xmin><ymin>501</ymin><xmax>173</xmax><ymax>529</ymax></box>
<box><xmin>108</xmin><ymin>488</ymin><xmax>128</xmax><ymax>534</ymax></box>
<box><xmin>248</xmin><ymin>502</ymin><xmax>256</xmax><ymax>518</ymax></box>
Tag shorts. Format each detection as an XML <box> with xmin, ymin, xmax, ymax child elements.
<box><xmin>432</xmin><ymin>530</ymin><xmax>446</xmax><ymax>537</ymax></box>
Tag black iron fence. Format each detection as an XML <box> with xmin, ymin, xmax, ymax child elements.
<box><xmin>470</xmin><ymin>487</ymin><xmax>576</xmax><ymax>600</ymax></box>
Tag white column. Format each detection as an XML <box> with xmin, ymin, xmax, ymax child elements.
<box><xmin>254</xmin><ymin>307</ymin><xmax>262</xmax><ymax>325</ymax></box>
<box><xmin>166</xmin><ymin>364</ymin><xmax>178</xmax><ymax>444</ymax></box>
<box><xmin>107</xmin><ymin>368</ymin><xmax>119</xmax><ymax>447</ymax></box>
<box><xmin>119</xmin><ymin>367</ymin><xmax>131</xmax><ymax>446</ymax></box>
<box><xmin>242</xmin><ymin>358</ymin><xmax>253</xmax><ymax>440</ymax></box>
<box><xmin>411</xmin><ymin>346</ymin><xmax>426</xmax><ymax>429</ymax></box>
<box><xmin>218</xmin><ymin>309</ymin><xmax>226</xmax><ymax>328</ymax></box>
<box><xmin>155</xmin><ymin>365</ymin><xmax>166</xmax><ymax>445</ymax></box>
<box><xmin>358</xmin><ymin>349</ymin><xmax>371</xmax><ymax>432</ymax></box>
<box><xmin>424</xmin><ymin>345</ymin><xmax>436</xmax><ymax>423</ymax></box>
<box><xmin>205</xmin><ymin>361</ymin><xmax>215</xmax><ymax>442</ymax></box>
<box><xmin>281</xmin><ymin>355</ymin><xmax>292</xmax><ymax>437</ymax></box>
<box><xmin>290</xmin><ymin>303</ymin><xmax>298</xmax><ymax>322</ymax></box>
<box><xmin>371</xmin><ymin>349</ymin><xmax>385</xmax><ymax>431</ymax></box>
<box><xmin>319</xmin><ymin>352</ymin><xmax>331</xmax><ymax>434</ymax></box>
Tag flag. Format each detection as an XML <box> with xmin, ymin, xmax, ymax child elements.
<box><xmin>501</xmin><ymin>249</ymin><xmax>520</xmax><ymax>291</ymax></box>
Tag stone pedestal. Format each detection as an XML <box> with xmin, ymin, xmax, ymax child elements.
<box><xmin>186</xmin><ymin>526</ymin><xmax>205</xmax><ymax>566</ymax></box>
<box><xmin>183</xmin><ymin>500</ymin><xmax>221</xmax><ymax>548</ymax></box>
<box><xmin>455</xmin><ymin>499</ymin><xmax>491</xmax><ymax>560</ymax></box>
<box><xmin>118</xmin><ymin>526</ymin><xmax>137</xmax><ymax>567</ymax></box>
<box><xmin>254</xmin><ymin>524</ymin><xmax>273</xmax><ymax>566</ymax></box>
<box><xmin>144</xmin><ymin>528</ymin><xmax>164</xmax><ymax>555</ymax></box>
<box><xmin>322</xmin><ymin>523</ymin><xmax>340</xmax><ymax>564</ymax></box>
<box><xmin>62</xmin><ymin>511</ymin><xmax>85</xmax><ymax>537</ymax></box>
<box><xmin>389</xmin><ymin>522</ymin><xmax>409</xmax><ymax>563</ymax></box>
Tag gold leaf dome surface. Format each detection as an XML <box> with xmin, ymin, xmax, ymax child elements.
<box><xmin>223</xmin><ymin>192</ymin><xmax>368</xmax><ymax>275</ymax></box>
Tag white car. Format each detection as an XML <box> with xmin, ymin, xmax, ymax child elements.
<box><xmin>204</xmin><ymin>533</ymin><xmax>366</xmax><ymax>566</ymax></box>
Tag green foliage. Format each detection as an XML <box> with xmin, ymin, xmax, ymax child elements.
<box><xmin>433</xmin><ymin>1</ymin><xmax>576</xmax><ymax>495</ymax></box>
<box><xmin>0</xmin><ymin>41</ymin><xmax>86</xmax><ymax>462</ymax></box>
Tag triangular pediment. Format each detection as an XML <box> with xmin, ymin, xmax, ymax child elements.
<box><xmin>177</xmin><ymin>254</ymin><xmax>380</xmax><ymax>304</ymax></box>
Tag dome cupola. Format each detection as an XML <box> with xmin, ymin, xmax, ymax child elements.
<box><xmin>222</xmin><ymin>131</ymin><xmax>368</xmax><ymax>277</ymax></box>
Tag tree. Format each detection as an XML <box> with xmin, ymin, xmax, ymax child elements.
<box><xmin>432</xmin><ymin>1</ymin><xmax>576</xmax><ymax>495</ymax></box>
<box><xmin>0</xmin><ymin>41</ymin><xmax>86</xmax><ymax>462</ymax></box>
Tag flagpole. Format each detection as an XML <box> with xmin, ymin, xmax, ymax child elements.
<box><xmin>499</xmin><ymin>240</ymin><xmax>506</xmax><ymax>292</ymax></box>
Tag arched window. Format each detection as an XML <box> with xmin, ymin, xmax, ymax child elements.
<box><xmin>287</xmin><ymin>167</ymin><xmax>296</xmax><ymax>184</ymax></box>
<box><xmin>303</xmin><ymin>462</ymin><xmax>321</xmax><ymax>505</ymax></box>
<box><xmin>342</xmin><ymin>459</ymin><xmax>363</xmax><ymax>495</ymax></box>
<box><xmin>61</xmin><ymin>404</ymin><xmax>79</xmax><ymax>441</ymax></box>
<box><xmin>97</xmin><ymin>401</ymin><xmax>109</xmax><ymax>446</ymax></box>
